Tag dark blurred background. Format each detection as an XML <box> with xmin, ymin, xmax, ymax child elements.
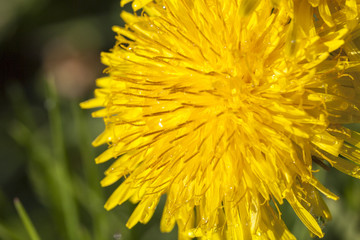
<box><xmin>0</xmin><ymin>0</ymin><xmax>359</xmax><ymax>239</ymax></box>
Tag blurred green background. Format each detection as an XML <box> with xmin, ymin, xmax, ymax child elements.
<box><xmin>0</xmin><ymin>1</ymin><xmax>359</xmax><ymax>239</ymax></box>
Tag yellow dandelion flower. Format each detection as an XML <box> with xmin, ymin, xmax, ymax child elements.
<box><xmin>81</xmin><ymin>0</ymin><xmax>360</xmax><ymax>239</ymax></box>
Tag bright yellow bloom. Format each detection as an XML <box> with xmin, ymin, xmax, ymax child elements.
<box><xmin>81</xmin><ymin>0</ymin><xmax>360</xmax><ymax>239</ymax></box>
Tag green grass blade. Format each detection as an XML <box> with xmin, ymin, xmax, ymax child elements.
<box><xmin>13</xmin><ymin>198</ymin><xmax>41</xmax><ymax>240</ymax></box>
<box><xmin>46</xmin><ymin>77</ymin><xmax>82</xmax><ymax>240</ymax></box>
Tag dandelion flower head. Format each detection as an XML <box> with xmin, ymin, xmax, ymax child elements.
<box><xmin>81</xmin><ymin>0</ymin><xmax>360</xmax><ymax>239</ymax></box>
